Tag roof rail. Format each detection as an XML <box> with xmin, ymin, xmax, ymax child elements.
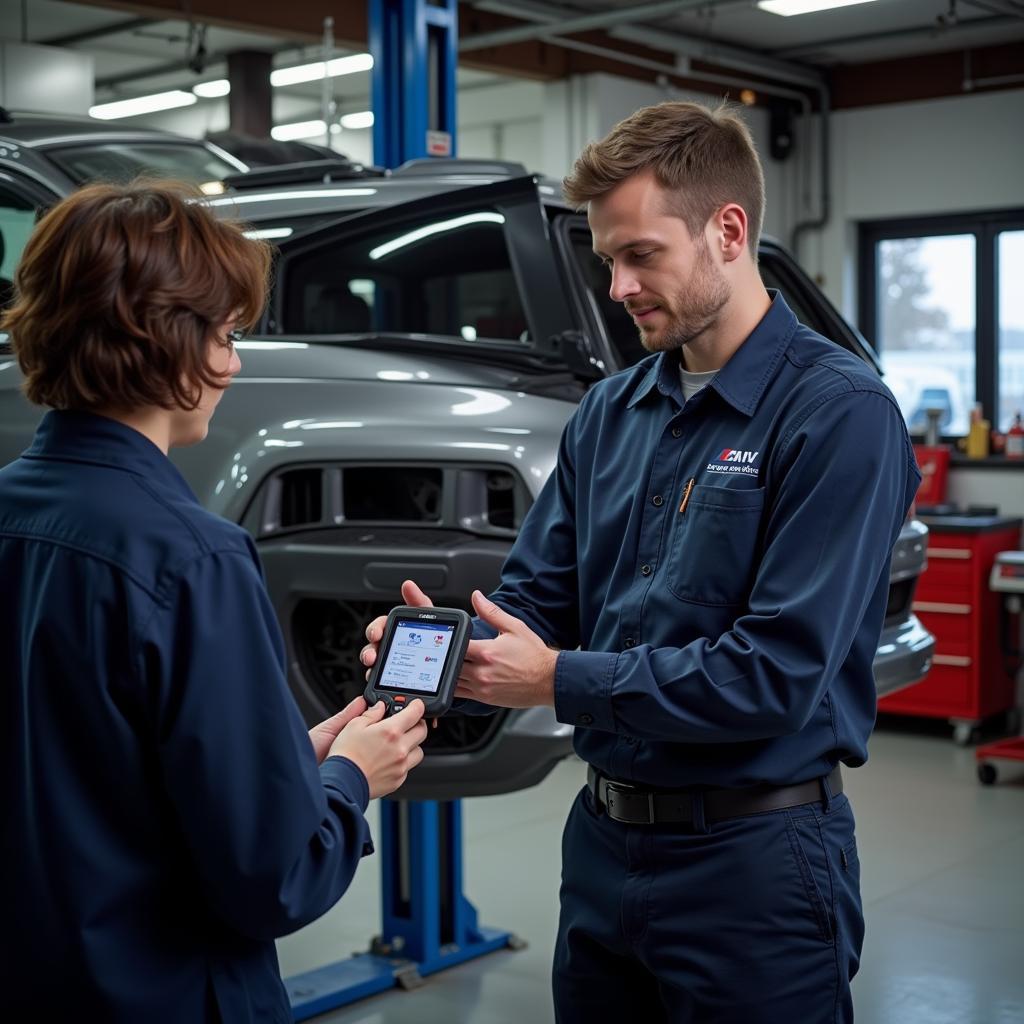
<box><xmin>223</xmin><ymin>158</ymin><xmax>386</xmax><ymax>190</ymax></box>
<box><xmin>392</xmin><ymin>158</ymin><xmax>528</xmax><ymax>177</ymax></box>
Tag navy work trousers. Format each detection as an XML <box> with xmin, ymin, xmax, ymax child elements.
<box><xmin>553</xmin><ymin>783</ymin><xmax>864</xmax><ymax>1023</ymax></box>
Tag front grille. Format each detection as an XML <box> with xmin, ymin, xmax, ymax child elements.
<box><xmin>343</xmin><ymin>466</ymin><xmax>443</xmax><ymax>522</ymax></box>
<box><xmin>292</xmin><ymin>596</ymin><xmax>504</xmax><ymax>754</ymax></box>
<box><xmin>278</xmin><ymin>468</ymin><xmax>323</xmax><ymax>528</ymax></box>
<box><xmin>249</xmin><ymin>462</ymin><xmax>530</xmax><ymax>539</ymax></box>
<box><xmin>485</xmin><ymin>469</ymin><xmax>517</xmax><ymax>529</ymax></box>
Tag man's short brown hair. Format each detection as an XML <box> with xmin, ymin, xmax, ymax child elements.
<box><xmin>1</xmin><ymin>180</ymin><xmax>271</xmax><ymax>411</ymax></box>
<box><xmin>562</xmin><ymin>100</ymin><xmax>765</xmax><ymax>255</ymax></box>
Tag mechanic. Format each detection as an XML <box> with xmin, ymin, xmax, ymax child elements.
<box><xmin>0</xmin><ymin>181</ymin><xmax>428</xmax><ymax>1021</ymax></box>
<box><xmin>363</xmin><ymin>101</ymin><xmax>920</xmax><ymax>1023</ymax></box>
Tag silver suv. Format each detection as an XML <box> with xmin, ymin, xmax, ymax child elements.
<box><xmin>0</xmin><ymin>154</ymin><xmax>934</xmax><ymax>800</ymax></box>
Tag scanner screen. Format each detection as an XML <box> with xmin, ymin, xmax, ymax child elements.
<box><xmin>377</xmin><ymin>620</ymin><xmax>456</xmax><ymax>695</ymax></box>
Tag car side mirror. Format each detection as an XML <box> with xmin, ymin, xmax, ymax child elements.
<box><xmin>547</xmin><ymin>329</ymin><xmax>604</xmax><ymax>382</ymax></box>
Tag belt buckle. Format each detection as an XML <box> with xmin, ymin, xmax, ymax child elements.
<box><xmin>604</xmin><ymin>780</ymin><xmax>656</xmax><ymax>824</ymax></box>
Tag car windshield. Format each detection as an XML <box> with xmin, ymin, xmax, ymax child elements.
<box><xmin>46</xmin><ymin>143</ymin><xmax>243</xmax><ymax>192</ymax></box>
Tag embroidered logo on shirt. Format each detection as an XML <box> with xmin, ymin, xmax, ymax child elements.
<box><xmin>706</xmin><ymin>448</ymin><xmax>760</xmax><ymax>476</ymax></box>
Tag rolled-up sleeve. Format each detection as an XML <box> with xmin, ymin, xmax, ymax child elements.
<box><xmin>140</xmin><ymin>549</ymin><xmax>373</xmax><ymax>941</ymax></box>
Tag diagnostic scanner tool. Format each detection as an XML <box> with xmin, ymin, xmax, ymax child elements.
<box><xmin>364</xmin><ymin>606</ymin><xmax>472</xmax><ymax>718</ymax></box>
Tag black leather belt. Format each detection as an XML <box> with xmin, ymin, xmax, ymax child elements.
<box><xmin>586</xmin><ymin>765</ymin><xmax>843</xmax><ymax>825</ymax></box>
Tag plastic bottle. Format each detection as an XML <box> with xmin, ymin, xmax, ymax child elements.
<box><xmin>966</xmin><ymin>403</ymin><xmax>990</xmax><ymax>459</ymax></box>
<box><xmin>1006</xmin><ymin>411</ymin><xmax>1024</xmax><ymax>460</ymax></box>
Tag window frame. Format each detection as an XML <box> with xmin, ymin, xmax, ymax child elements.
<box><xmin>858</xmin><ymin>208</ymin><xmax>1024</xmax><ymax>439</ymax></box>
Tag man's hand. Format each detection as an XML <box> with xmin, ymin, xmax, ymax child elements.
<box><xmin>455</xmin><ymin>590</ymin><xmax>559</xmax><ymax>708</ymax></box>
<box><xmin>327</xmin><ymin>699</ymin><xmax>429</xmax><ymax>799</ymax></box>
<box><xmin>360</xmin><ymin>579</ymin><xmax>433</xmax><ymax>678</ymax></box>
<box><xmin>308</xmin><ymin>696</ymin><xmax>368</xmax><ymax>765</ymax></box>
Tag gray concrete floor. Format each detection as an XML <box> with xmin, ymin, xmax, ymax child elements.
<box><xmin>277</xmin><ymin>725</ymin><xmax>1024</xmax><ymax>1024</ymax></box>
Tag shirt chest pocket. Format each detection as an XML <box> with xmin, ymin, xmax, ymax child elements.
<box><xmin>665</xmin><ymin>484</ymin><xmax>766</xmax><ymax>607</ymax></box>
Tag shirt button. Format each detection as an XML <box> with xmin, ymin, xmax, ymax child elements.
<box><xmin>579</xmin><ymin>713</ymin><xmax>594</xmax><ymax>726</ymax></box>
<box><xmin>624</xmin><ymin>638</ymin><xmax>636</xmax><ymax>648</ymax></box>
<box><xmin>652</xmin><ymin>495</ymin><xmax>664</xmax><ymax>507</ymax></box>
<box><xmin>641</xmin><ymin>564</ymin><xmax>652</xmax><ymax>576</ymax></box>
<box><xmin>672</xmin><ymin>427</ymin><xmax>682</xmax><ymax>438</ymax></box>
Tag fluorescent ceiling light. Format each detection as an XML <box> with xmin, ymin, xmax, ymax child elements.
<box><xmin>757</xmin><ymin>0</ymin><xmax>880</xmax><ymax>14</ymax></box>
<box><xmin>270</xmin><ymin>52</ymin><xmax>373</xmax><ymax>87</ymax></box>
<box><xmin>271</xmin><ymin>119</ymin><xmax>327</xmax><ymax>141</ymax></box>
<box><xmin>370</xmin><ymin>212</ymin><xmax>505</xmax><ymax>260</ymax></box>
<box><xmin>89</xmin><ymin>90</ymin><xmax>196</xmax><ymax>120</ymax></box>
<box><xmin>193</xmin><ymin>79</ymin><xmax>230</xmax><ymax>98</ymax></box>
<box><xmin>340</xmin><ymin>110</ymin><xmax>374</xmax><ymax>130</ymax></box>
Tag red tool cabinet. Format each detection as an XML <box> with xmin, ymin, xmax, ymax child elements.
<box><xmin>878</xmin><ymin>515</ymin><xmax>1022</xmax><ymax>743</ymax></box>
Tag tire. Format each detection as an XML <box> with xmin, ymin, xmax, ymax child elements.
<box><xmin>977</xmin><ymin>763</ymin><xmax>998</xmax><ymax>785</ymax></box>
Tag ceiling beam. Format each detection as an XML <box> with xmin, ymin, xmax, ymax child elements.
<box><xmin>68</xmin><ymin>0</ymin><xmax>367</xmax><ymax>48</ymax></box>
<box><xmin>830</xmin><ymin>41</ymin><xmax>1024</xmax><ymax>108</ymax></box>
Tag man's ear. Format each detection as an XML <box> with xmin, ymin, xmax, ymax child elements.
<box><xmin>712</xmin><ymin>203</ymin><xmax>748</xmax><ymax>263</ymax></box>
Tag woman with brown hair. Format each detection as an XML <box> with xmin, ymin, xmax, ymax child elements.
<box><xmin>0</xmin><ymin>181</ymin><xmax>428</xmax><ymax>1021</ymax></box>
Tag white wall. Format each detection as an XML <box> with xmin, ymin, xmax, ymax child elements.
<box><xmin>457</xmin><ymin>79</ymin><xmax>543</xmax><ymax>168</ymax></box>
<box><xmin>533</xmin><ymin>72</ymin><xmax>797</xmax><ymax>243</ymax></box>
<box><xmin>0</xmin><ymin>42</ymin><xmax>92</xmax><ymax>114</ymax></box>
<box><xmin>139</xmin><ymin>99</ymin><xmax>229</xmax><ymax>139</ymax></box>
<box><xmin>812</xmin><ymin>89</ymin><xmax>1024</xmax><ymax>321</ymax></box>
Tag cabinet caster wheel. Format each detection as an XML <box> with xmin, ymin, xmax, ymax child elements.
<box><xmin>977</xmin><ymin>763</ymin><xmax>998</xmax><ymax>785</ymax></box>
<box><xmin>953</xmin><ymin>722</ymin><xmax>976</xmax><ymax>746</ymax></box>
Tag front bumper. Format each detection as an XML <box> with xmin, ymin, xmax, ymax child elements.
<box><xmin>872</xmin><ymin>613</ymin><xmax>935</xmax><ymax>698</ymax></box>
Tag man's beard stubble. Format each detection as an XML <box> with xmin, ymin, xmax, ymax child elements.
<box><xmin>635</xmin><ymin>242</ymin><xmax>730</xmax><ymax>354</ymax></box>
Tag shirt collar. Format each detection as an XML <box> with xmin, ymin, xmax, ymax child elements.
<box><xmin>25</xmin><ymin>410</ymin><xmax>198</xmax><ymax>502</ymax></box>
<box><xmin>626</xmin><ymin>290</ymin><xmax>798</xmax><ymax>416</ymax></box>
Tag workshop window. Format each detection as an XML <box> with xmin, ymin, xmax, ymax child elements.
<box><xmin>859</xmin><ymin>210</ymin><xmax>1024</xmax><ymax>435</ymax></box>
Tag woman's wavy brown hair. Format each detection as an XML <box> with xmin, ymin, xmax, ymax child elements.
<box><xmin>563</xmin><ymin>100</ymin><xmax>765</xmax><ymax>257</ymax></box>
<box><xmin>1</xmin><ymin>179</ymin><xmax>271</xmax><ymax>411</ymax></box>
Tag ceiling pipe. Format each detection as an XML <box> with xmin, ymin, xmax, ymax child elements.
<box><xmin>460</xmin><ymin>0</ymin><xmax>750</xmax><ymax>53</ymax></box>
<box><xmin>789</xmin><ymin>89</ymin><xmax>830</xmax><ymax>267</ymax></box>
<box><xmin>541</xmin><ymin>34</ymin><xmax>813</xmax><ymax>108</ymax></box>
<box><xmin>774</xmin><ymin>12</ymin><xmax>1016</xmax><ymax>59</ymax></box>
<box><xmin>95</xmin><ymin>41</ymin><xmax>298</xmax><ymax>90</ymax></box>
<box><xmin>611</xmin><ymin>24</ymin><xmax>825</xmax><ymax>90</ymax></box>
<box><xmin>41</xmin><ymin>17</ymin><xmax>155</xmax><ymax>48</ymax></box>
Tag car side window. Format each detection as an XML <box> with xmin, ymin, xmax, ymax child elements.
<box><xmin>281</xmin><ymin>208</ymin><xmax>530</xmax><ymax>342</ymax></box>
<box><xmin>0</xmin><ymin>186</ymin><xmax>39</xmax><ymax>308</ymax></box>
<box><xmin>568</xmin><ymin>230</ymin><xmax>649</xmax><ymax>367</ymax></box>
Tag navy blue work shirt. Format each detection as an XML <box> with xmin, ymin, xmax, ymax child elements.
<box><xmin>484</xmin><ymin>293</ymin><xmax>920</xmax><ymax>789</ymax></box>
<box><xmin>0</xmin><ymin>411</ymin><xmax>372</xmax><ymax>1022</ymax></box>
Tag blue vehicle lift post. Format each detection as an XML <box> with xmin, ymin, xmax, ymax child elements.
<box><xmin>285</xmin><ymin>2</ymin><xmax>520</xmax><ymax>1017</ymax></box>
<box><xmin>370</xmin><ymin>0</ymin><xmax>457</xmax><ymax>168</ymax></box>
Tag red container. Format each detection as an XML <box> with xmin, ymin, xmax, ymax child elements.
<box><xmin>913</xmin><ymin>444</ymin><xmax>951</xmax><ymax>506</ymax></box>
